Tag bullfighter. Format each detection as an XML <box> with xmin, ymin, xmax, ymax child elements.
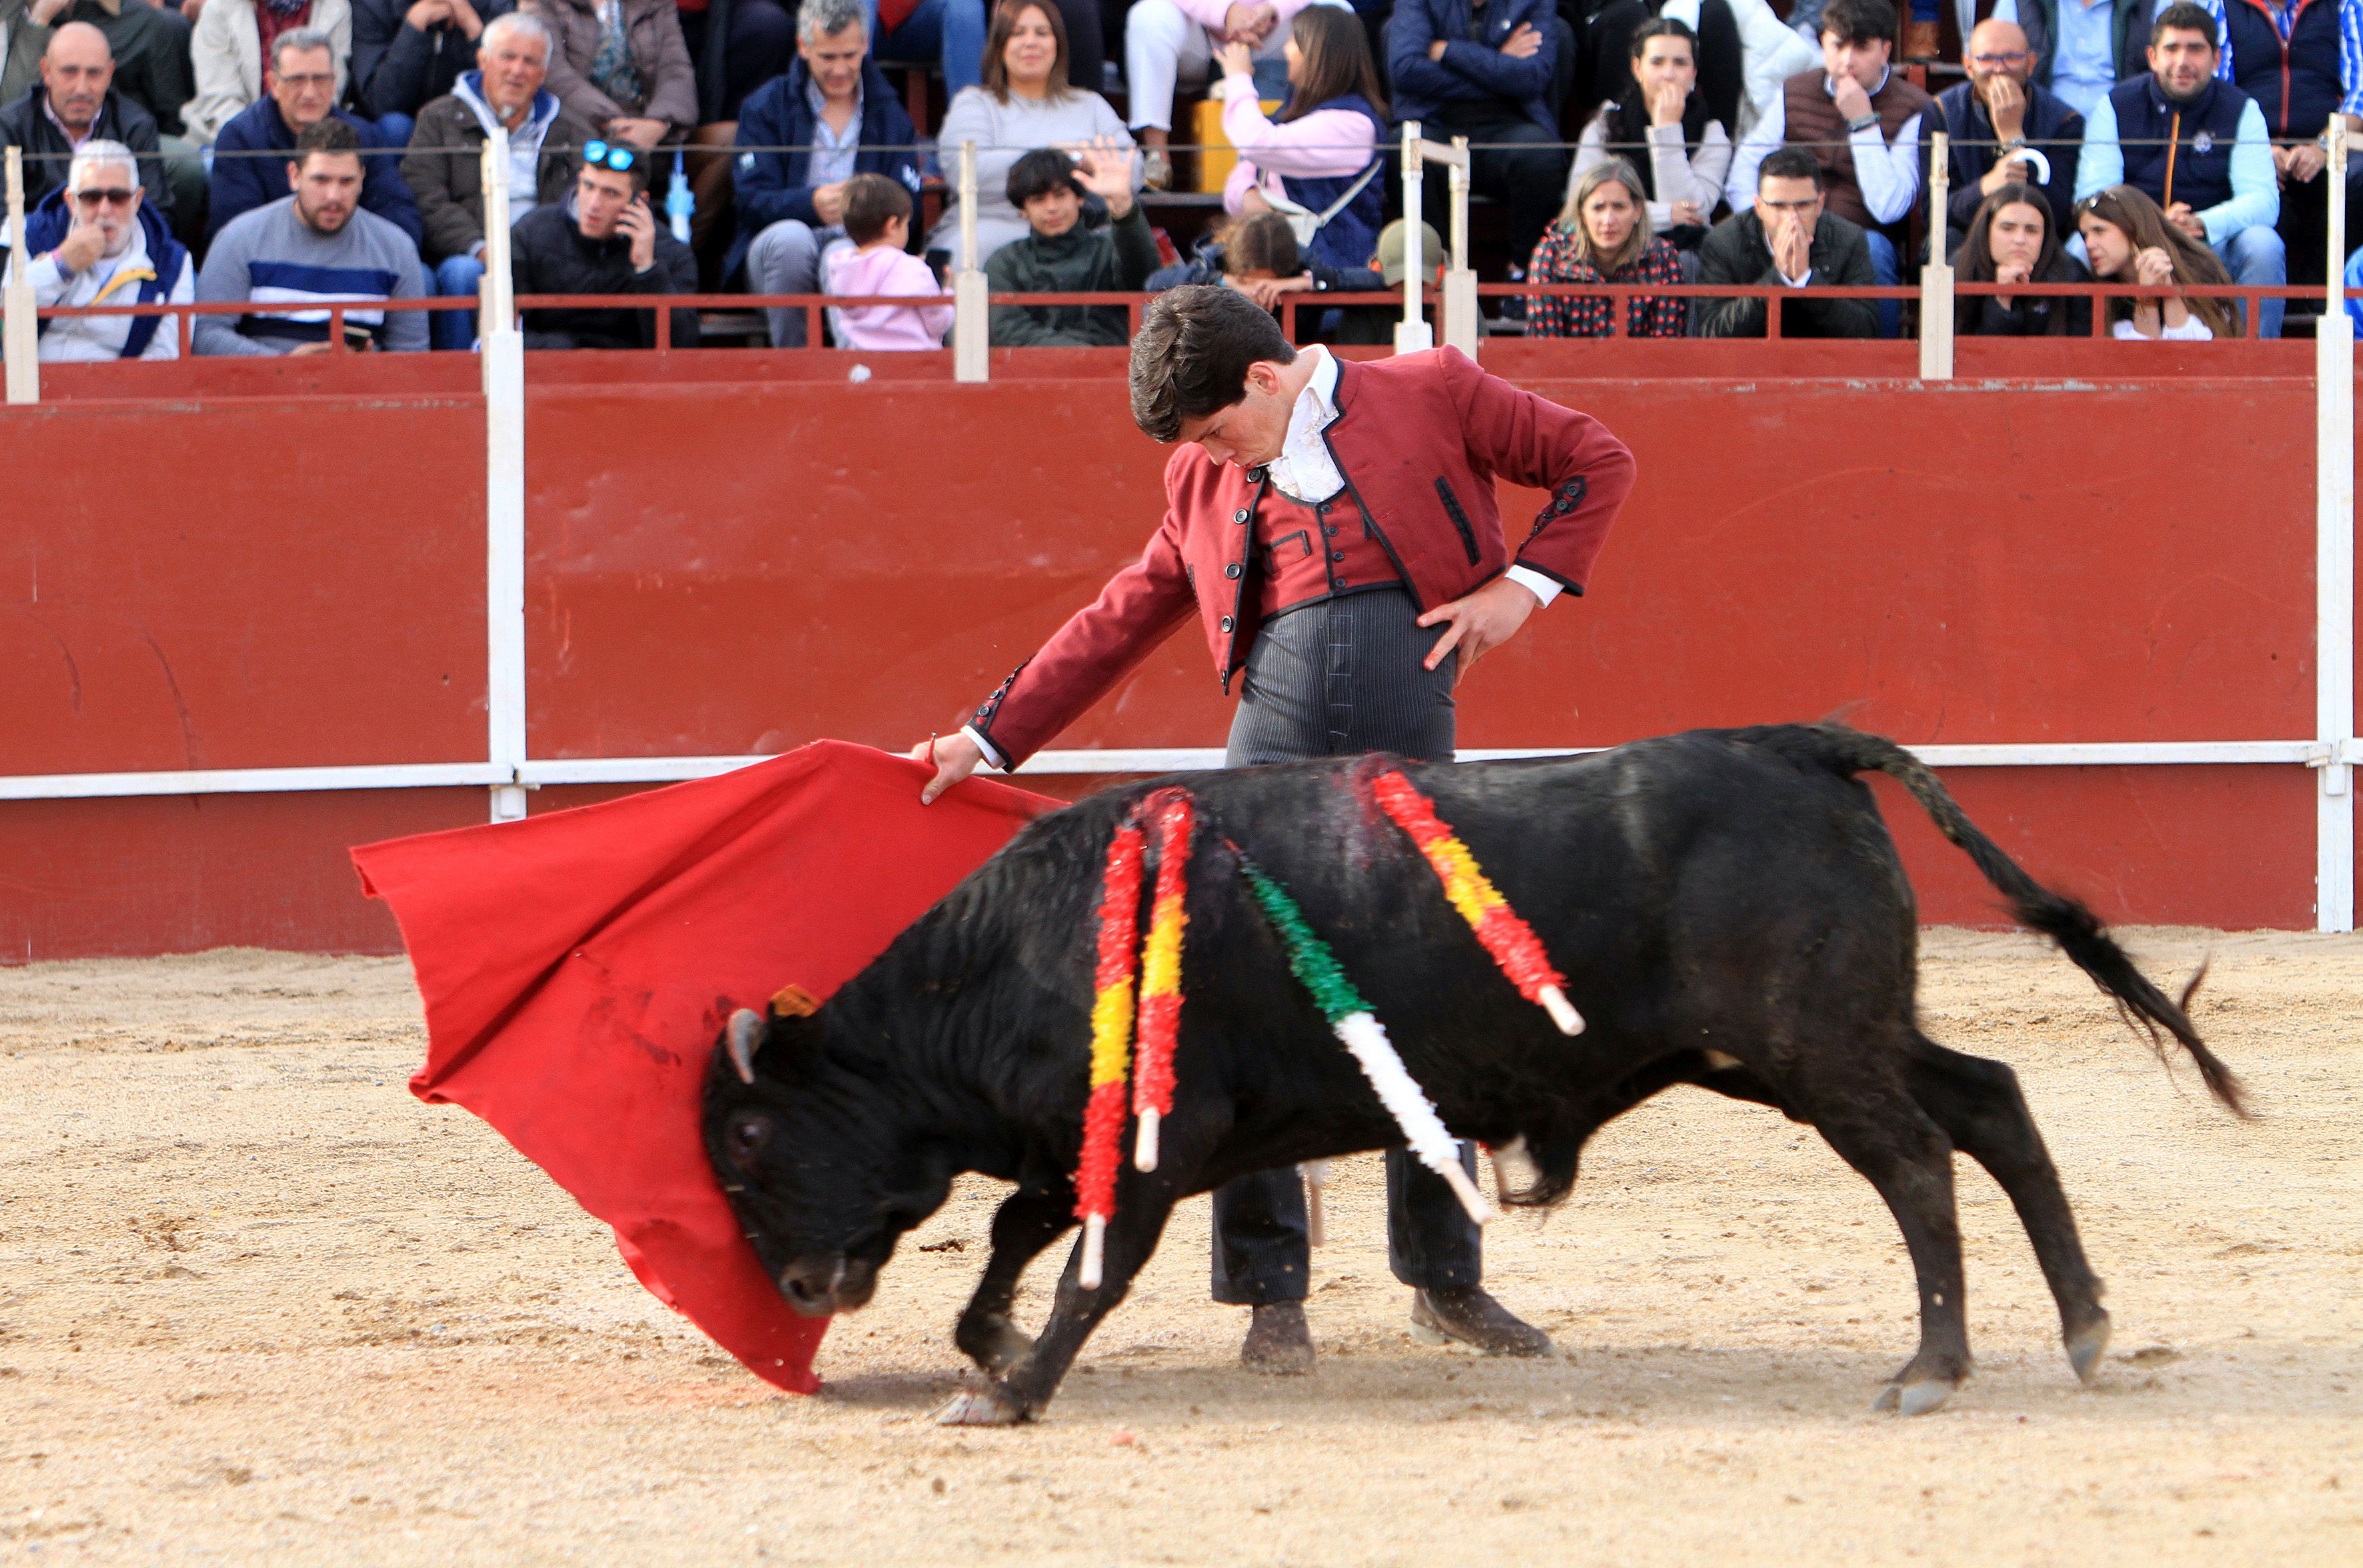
<box><xmin>912</xmin><ymin>284</ymin><xmax>1636</xmax><ymax>1373</ymax></box>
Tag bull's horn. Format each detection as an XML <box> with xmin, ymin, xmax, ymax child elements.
<box><xmin>728</xmin><ymin>1008</ymin><xmax>765</xmax><ymax>1084</ymax></box>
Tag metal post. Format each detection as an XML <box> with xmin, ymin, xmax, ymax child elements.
<box><xmin>481</xmin><ymin>129</ymin><xmax>529</xmax><ymax>824</ymax></box>
<box><xmin>2315</xmin><ymin>119</ymin><xmax>2356</xmax><ymax>930</ymax></box>
<box><xmin>1441</xmin><ymin>135</ymin><xmax>1479</xmax><ymax>357</ymax></box>
<box><xmin>4</xmin><ymin>147</ymin><xmax>37</xmax><ymax>405</ymax></box>
<box><xmin>954</xmin><ymin>141</ymin><xmax>988</xmax><ymax>382</ymax></box>
<box><xmin>1919</xmin><ymin>131</ymin><xmax>1954</xmax><ymax>381</ymax></box>
<box><xmin>1395</xmin><ymin>121</ymin><xmax>1431</xmax><ymax>353</ymax></box>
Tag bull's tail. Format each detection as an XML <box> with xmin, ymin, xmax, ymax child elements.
<box><xmin>1738</xmin><ymin>723</ymin><xmax>2248</xmax><ymax>1117</ymax></box>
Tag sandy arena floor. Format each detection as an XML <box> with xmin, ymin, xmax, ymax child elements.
<box><xmin>1</xmin><ymin>930</ymin><xmax>2358</xmax><ymax>1566</ymax></box>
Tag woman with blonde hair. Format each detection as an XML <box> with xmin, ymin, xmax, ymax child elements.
<box><xmin>1527</xmin><ymin>158</ymin><xmax>1685</xmax><ymax>339</ymax></box>
<box><xmin>2074</xmin><ymin>184</ymin><xmax>2240</xmax><ymax>341</ymax></box>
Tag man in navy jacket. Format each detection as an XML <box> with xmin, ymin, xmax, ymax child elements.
<box><xmin>209</xmin><ymin>27</ymin><xmax>422</xmax><ymax>246</ymax></box>
<box><xmin>1385</xmin><ymin>0</ymin><xmax>1571</xmax><ymax>277</ymax></box>
<box><xmin>727</xmin><ymin>0</ymin><xmax>920</xmax><ymax>347</ymax></box>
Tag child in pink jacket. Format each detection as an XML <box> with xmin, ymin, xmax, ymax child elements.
<box><xmin>824</xmin><ymin>174</ymin><xmax>954</xmax><ymax>352</ymax></box>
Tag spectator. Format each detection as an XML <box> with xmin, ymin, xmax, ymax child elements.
<box><xmin>1571</xmin><ymin>17</ymin><xmax>1731</xmax><ymax>251</ymax></box>
<box><xmin>984</xmin><ymin>141</ymin><xmax>1156</xmax><ymax>345</ymax></box>
<box><xmin>823</xmin><ymin>169</ymin><xmax>952</xmax><ymax>349</ymax></box>
<box><xmin>680</xmin><ymin>0</ymin><xmax>795</xmax><ymax>121</ymax></box>
<box><xmin>1953</xmin><ymin>179</ymin><xmax>2092</xmax><ymax>335</ymax></box>
<box><xmin>2075</xmin><ymin>179</ymin><xmax>2240</xmax><ymax>337</ymax></box>
<box><xmin>185</xmin><ymin>0</ymin><xmax>355</xmax><ymax>148</ymax></box>
<box><xmin>1126</xmin><ymin>0</ymin><xmax>1355</xmax><ymax>189</ymax></box>
<box><xmin>2208</xmin><ymin>0</ymin><xmax>2363</xmax><ymax>291</ymax></box>
<box><xmin>1148</xmin><ymin>208</ymin><xmax>1390</xmax><ymax>341</ymax></box>
<box><xmin>349</xmin><ymin>0</ymin><xmax>515</xmax><ymax>144</ymax></box>
<box><xmin>522</xmin><ymin>0</ymin><xmax>696</xmax><ymax>150</ymax></box>
<box><xmin>402</xmin><ymin>10</ymin><xmax>593</xmax><ymax>348</ymax></box>
<box><xmin>928</xmin><ymin>0</ymin><xmax>1136</xmax><ymax>264</ymax></box>
<box><xmin>209</xmin><ymin>29</ymin><xmax>422</xmax><ymax>244</ymax></box>
<box><xmin>1144</xmin><ymin>205</ymin><xmax>1299</xmax><ymax>287</ymax></box>
<box><xmin>1989</xmin><ymin>0</ymin><xmax>2161</xmax><ymax>119</ymax></box>
<box><xmin>1580</xmin><ymin>0</ymin><xmax>1813</xmax><ymax>141</ymax></box>
<box><xmin>1528</xmin><ymin>157</ymin><xmax>1687</xmax><ymax>337</ymax></box>
<box><xmin>1385</xmin><ymin>0</ymin><xmax>1571</xmax><ymax>279</ymax></box>
<box><xmin>1937</xmin><ymin>18</ymin><xmax>2082</xmax><ymax>243</ymax></box>
<box><xmin>0</xmin><ymin>138</ymin><xmax>192</xmax><ymax>360</ymax></box>
<box><xmin>196</xmin><ymin>117</ymin><xmax>431</xmax><ymax>353</ymax></box>
<box><xmin>1211</xmin><ymin>5</ymin><xmax>1385</xmax><ymax>275</ymax></box>
<box><xmin>862</xmin><ymin>0</ymin><xmax>988</xmax><ymax>101</ymax></box>
<box><xmin>2076</xmin><ymin>3</ymin><xmax>2283</xmax><ymax>335</ymax></box>
<box><xmin>509</xmin><ymin>136</ymin><xmax>700</xmax><ymax>344</ymax></box>
<box><xmin>0</xmin><ymin>0</ymin><xmax>193</xmax><ymax>141</ymax></box>
<box><xmin>0</xmin><ymin>24</ymin><xmax>170</xmax><ymax>218</ymax></box>
<box><xmin>1727</xmin><ymin>0</ymin><xmax>1929</xmax><ymax>333</ymax></box>
<box><xmin>1695</xmin><ymin>143</ymin><xmax>1877</xmax><ymax>336</ymax></box>
<box><xmin>730</xmin><ymin>0</ymin><xmax>921</xmax><ymax>348</ymax></box>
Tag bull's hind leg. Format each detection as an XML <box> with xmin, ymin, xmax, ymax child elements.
<box><xmin>953</xmin><ymin>1183</ymin><xmax>1072</xmax><ymax>1377</ymax></box>
<box><xmin>1904</xmin><ymin>1036</ymin><xmax>2112</xmax><ymax>1385</ymax></box>
<box><xmin>1788</xmin><ymin>1070</ymin><xmax>1972</xmax><ymax>1415</ymax></box>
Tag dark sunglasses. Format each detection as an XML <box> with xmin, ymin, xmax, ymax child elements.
<box><xmin>73</xmin><ymin>187</ymin><xmax>137</xmax><ymax>207</ymax></box>
<box><xmin>582</xmin><ymin>139</ymin><xmax>638</xmax><ymax>173</ymax></box>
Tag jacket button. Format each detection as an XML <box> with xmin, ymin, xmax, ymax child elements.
<box><xmin>1331</xmin><ymin>550</ymin><xmax>1345</xmax><ymax>562</ymax></box>
<box><xmin>1220</xmin><ymin>615</ymin><xmax>1235</xmax><ymax>632</ymax></box>
<box><xmin>1224</xmin><ymin>562</ymin><xmax>1243</xmax><ymax>579</ymax></box>
<box><xmin>1233</xmin><ymin>508</ymin><xmax>1251</xmax><ymax>524</ymax></box>
<box><xmin>1331</xmin><ymin>577</ymin><xmax>1347</xmax><ymax>590</ymax></box>
<box><xmin>1315</xmin><ymin>502</ymin><xmax>1329</xmax><ymax>514</ymax></box>
<box><xmin>1324</xmin><ymin>526</ymin><xmax>1338</xmax><ymax>537</ymax></box>
<box><xmin>1247</xmin><ymin>466</ymin><xmax>1266</xmax><ymax>483</ymax></box>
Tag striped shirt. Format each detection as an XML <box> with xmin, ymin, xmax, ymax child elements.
<box><xmin>195</xmin><ymin>196</ymin><xmax>429</xmax><ymax>355</ymax></box>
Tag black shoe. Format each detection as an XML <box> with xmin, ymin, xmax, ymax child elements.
<box><xmin>1409</xmin><ymin>1286</ymin><xmax>1552</xmax><ymax>1356</ymax></box>
<box><xmin>1241</xmin><ymin>1301</ymin><xmax>1315</xmax><ymax>1375</ymax></box>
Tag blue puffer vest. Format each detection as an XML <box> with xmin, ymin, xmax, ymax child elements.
<box><xmin>21</xmin><ymin>189</ymin><xmax>185</xmax><ymax>359</ymax></box>
<box><xmin>1273</xmin><ymin>93</ymin><xmax>1387</xmax><ymax>273</ymax></box>
<box><xmin>2224</xmin><ymin>0</ymin><xmax>2346</xmax><ymax>137</ymax></box>
<box><xmin>2111</xmin><ymin>75</ymin><xmax>2252</xmax><ymax>213</ymax></box>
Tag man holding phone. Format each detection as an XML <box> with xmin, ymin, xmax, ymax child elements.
<box><xmin>195</xmin><ymin>116</ymin><xmax>430</xmax><ymax>354</ymax></box>
<box><xmin>508</xmin><ymin>137</ymin><xmax>700</xmax><ymax>349</ymax></box>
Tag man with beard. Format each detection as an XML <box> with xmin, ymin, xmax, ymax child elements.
<box><xmin>1937</xmin><ymin>18</ymin><xmax>2082</xmax><ymax>239</ymax></box>
<box><xmin>1</xmin><ymin>137</ymin><xmax>191</xmax><ymax>359</ymax></box>
<box><xmin>2076</xmin><ymin>3</ymin><xmax>2284</xmax><ymax>335</ymax></box>
<box><xmin>0</xmin><ymin>23</ymin><xmax>171</xmax><ymax>215</ymax></box>
<box><xmin>196</xmin><ymin>116</ymin><xmax>430</xmax><ymax>353</ymax></box>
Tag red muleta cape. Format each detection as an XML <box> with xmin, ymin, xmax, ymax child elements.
<box><xmin>351</xmin><ymin>741</ymin><xmax>1064</xmax><ymax>1392</ymax></box>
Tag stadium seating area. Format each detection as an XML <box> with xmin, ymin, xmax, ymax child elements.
<box><xmin>2</xmin><ymin>0</ymin><xmax>2356</xmax><ymax>358</ymax></box>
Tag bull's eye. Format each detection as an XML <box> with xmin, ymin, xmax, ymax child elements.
<box><xmin>728</xmin><ymin>1114</ymin><xmax>773</xmax><ymax>1163</ymax></box>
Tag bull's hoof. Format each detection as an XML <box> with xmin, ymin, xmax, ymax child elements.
<box><xmin>956</xmin><ymin>1315</ymin><xmax>1035</xmax><ymax>1377</ymax></box>
<box><xmin>1409</xmin><ymin>1287</ymin><xmax>1553</xmax><ymax>1357</ymax></box>
<box><xmin>1871</xmin><ymin>1378</ymin><xmax>1958</xmax><ymax>1416</ymax></box>
<box><xmin>1241</xmin><ymin>1301</ymin><xmax>1315</xmax><ymax>1375</ymax></box>
<box><xmin>2066</xmin><ymin>1312</ymin><xmax>2112</xmax><ymax>1385</ymax></box>
<box><xmin>933</xmin><ymin>1385</ymin><xmax>1028</xmax><ymax>1427</ymax></box>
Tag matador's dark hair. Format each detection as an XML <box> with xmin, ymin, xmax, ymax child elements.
<box><xmin>1128</xmin><ymin>285</ymin><xmax>1297</xmax><ymax>444</ymax></box>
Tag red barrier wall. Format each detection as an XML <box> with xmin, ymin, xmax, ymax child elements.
<box><xmin>0</xmin><ymin>346</ymin><xmax>2341</xmax><ymax>959</ymax></box>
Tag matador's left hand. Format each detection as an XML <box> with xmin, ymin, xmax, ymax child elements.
<box><xmin>1417</xmin><ymin>576</ymin><xmax>1539</xmax><ymax>686</ymax></box>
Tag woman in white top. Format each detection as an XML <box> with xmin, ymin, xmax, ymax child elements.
<box><xmin>929</xmin><ymin>0</ymin><xmax>1140</xmax><ymax>265</ymax></box>
<box><xmin>1569</xmin><ymin>17</ymin><xmax>1729</xmax><ymax>246</ymax></box>
<box><xmin>2074</xmin><ymin>184</ymin><xmax>2238</xmax><ymax>342</ymax></box>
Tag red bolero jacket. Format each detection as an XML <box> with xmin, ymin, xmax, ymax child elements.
<box><xmin>969</xmin><ymin>347</ymin><xmax>1636</xmax><ymax>768</ymax></box>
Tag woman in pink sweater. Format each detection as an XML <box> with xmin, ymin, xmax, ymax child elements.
<box><xmin>824</xmin><ymin>173</ymin><xmax>954</xmax><ymax>351</ymax></box>
<box><xmin>1213</xmin><ymin>6</ymin><xmax>1386</xmax><ymax>274</ymax></box>
<box><xmin>1124</xmin><ymin>0</ymin><xmax>1357</xmax><ymax>187</ymax></box>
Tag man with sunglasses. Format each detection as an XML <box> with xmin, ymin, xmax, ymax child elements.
<box><xmin>1</xmin><ymin>136</ymin><xmax>191</xmax><ymax>359</ymax></box>
<box><xmin>1935</xmin><ymin>17</ymin><xmax>2083</xmax><ymax>238</ymax></box>
<box><xmin>508</xmin><ymin>135</ymin><xmax>699</xmax><ymax>347</ymax></box>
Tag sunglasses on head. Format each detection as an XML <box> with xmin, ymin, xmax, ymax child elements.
<box><xmin>73</xmin><ymin>186</ymin><xmax>137</xmax><ymax>207</ymax></box>
<box><xmin>582</xmin><ymin>139</ymin><xmax>638</xmax><ymax>172</ymax></box>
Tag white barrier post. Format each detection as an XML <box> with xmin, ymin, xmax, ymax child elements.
<box><xmin>481</xmin><ymin>129</ymin><xmax>529</xmax><ymax>824</ymax></box>
<box><xmin>2315</xmin><ymin>119</ymin><xmax>2356</xmax><ymax>930</ymax></box>
<box><xmin>1919</xmin><ymin>131</ymin><xmax>1953</xmax><ymax>381</ymax></box>
<box><xmin>1441</xmin><ymin>135</ymin><xmax>1479</xmax><ymax>357</ymax></box>
<box><xmin>954</xmin><ymin>141</ymin><xmax>988</xmax><ymax>382</ymax></box>
<box><xmin>1396</xmin><ymin>121</ymin><xmax>1431</xmax><ymax>353</ymax></box>
<box><xmin>4</xmin><ymin>147</ymin><xmax>37</xmax><ymax>406</ymax></box>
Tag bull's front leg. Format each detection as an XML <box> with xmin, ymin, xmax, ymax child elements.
<box><xmin>936</xmin><ymin>1191</ymin><xmax>1178</xmax><ymax>1427</ymax></box>
<box><xmin>953</xmin><ymin>1182</ymin><xmax>1073</xmax><ymax>1376</ymax></box>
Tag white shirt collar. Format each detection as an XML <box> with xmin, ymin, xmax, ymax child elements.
<box><xmin>1285</xmin><ymin>344</ymin><xmax>1339</xmax><ymax>448</ymax></box>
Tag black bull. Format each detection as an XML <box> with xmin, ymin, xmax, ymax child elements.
<box><xmin>704</xmin><ymin>724</ymin><xmax>2244</xmax><ymax>1425</ymax></box>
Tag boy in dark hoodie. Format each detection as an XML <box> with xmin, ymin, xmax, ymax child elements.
<box><xmin>985</xmin><ymin>141</ymin><xmax>1159</xmax><ymax>347</ymax></box>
